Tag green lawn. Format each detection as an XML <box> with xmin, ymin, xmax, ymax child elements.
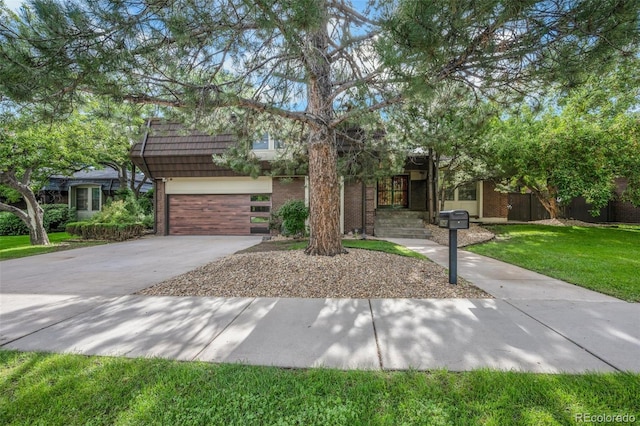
<box><xmin>1</xmin><ymin>351</ymin><xmax>638</xmax><ymax>425</ymax></box>
<box><xmin>0</xmin><ymin>232</ymin><xmax>106</xmax><ymax>260</ymax></box>
<box><xmin>467</xmin><ymin>225</ymin><xmax>640</xmax><ymax>302</ymax></box>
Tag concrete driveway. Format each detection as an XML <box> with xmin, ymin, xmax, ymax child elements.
<box><xmin>0</xmin><ymin>236</ymin><xmax>261</xmax><ymax>344</ymax></box>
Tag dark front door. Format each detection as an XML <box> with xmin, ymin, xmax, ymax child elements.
<box><xmin>377</xmin><ymin>176</ymin><xmax>409</xmax><ymax>208</ymax></box>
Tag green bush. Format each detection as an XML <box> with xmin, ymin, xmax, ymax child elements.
<box><xmin>42</xmin><ymin>204</ymin><xmax>76</xmax><ymax>232</ymax></box>
<box><xmin>0</xmin><ymin>205</ymin><xmax>75</xmax><ymax>236</ymax></box>
<box><xmin>277</xmin><ymin>199</ymin><xmax>309</xmax><ymax>237</ymax></box>
<box><xmin>66</xmin><ymin>222</ymin><xmax>145</xmax><ymax>241</ymax></box>
<box><xmin>0</xmin><ymin>212</ymin><xmax>29</xmax><ymax>236</ymax></box>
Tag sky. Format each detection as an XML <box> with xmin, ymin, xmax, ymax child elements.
<box><xmin>4</xmin><ymin>0</ymin><xmax>23</xmax><ymax>11</ymax></box>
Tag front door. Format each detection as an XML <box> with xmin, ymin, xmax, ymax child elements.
<box><xmin>377</xmin><ymin>175</ymin><xmax>409</xmax><ymax>208</ymax></box>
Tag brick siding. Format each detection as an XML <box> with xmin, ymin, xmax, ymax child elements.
<box><xmin>482</xmin><ymin>181</ymin><xmax>508</xmax><ymax>219</ymax></box>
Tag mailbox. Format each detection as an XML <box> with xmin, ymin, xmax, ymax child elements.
<box><xmin>438</xmin><ymin>210</ymin><xmax>470</xmax><ymax>230</ymax></box>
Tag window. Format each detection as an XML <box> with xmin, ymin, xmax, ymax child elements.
<box><xmin>250</xmin><ymin>216</ymin><xmax>269</xmax><ymax>224</ymax></box>
<box><xmin>91</xmin><ymin>188</ymin><xmax>101</xmax><ymax>210</ymax></box>
<box><xmin>76</xmin><ymin>188</ymin><xmax>89</xmax><ymax>210</ymax></box>
<box><xmin>251</xmin><ymin>205</ymin><xmax>270</xmax><ymax>213</ymax></box>
<box><xmin>252</xmin><ymin>133</ymin><xmax>285</xmax><ymax>150</ymax></box>
<box><xmin>458</xmin><ymin>183</ymin><xmax>477</xmax><ymax>201</ymax></box>
<box><xmin>252</xmin><ymin>133</ymin><xmax>269</xmax><ymax>150</ymax></box>
<box><xmin>444</xmin><ymin>188</ymin><xmax>455</xmax><ymax>201</ymax></box>
<box><xmin>251</xmin><ymin>194</ymin><xmax>271</xmax><ymax>202</ymax></box>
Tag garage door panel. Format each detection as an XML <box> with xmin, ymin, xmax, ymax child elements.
<box><xmin>168</xmin><ymin>194</ymin><xmax>269</xmax><ymax>235</ymax></box>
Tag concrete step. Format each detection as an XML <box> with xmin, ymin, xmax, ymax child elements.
<box><xmin>375</xmin><ymin>218</ymin><xmax>424</xmax><ymax>228</ymax></box>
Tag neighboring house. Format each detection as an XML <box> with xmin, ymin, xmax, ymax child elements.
<box><xmin>42</xmin><ymin>168</ymin><xmax>152</xmax><ymax>220</ymax></box>
<box><xmin>130</xmin><ymin>119</ymin><xmax>508</xmax><ymax>237</ymax></box>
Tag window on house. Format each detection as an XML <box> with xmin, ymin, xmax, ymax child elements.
<box><xmin>444</xmin><ymin>188</ymin><xmax>455</xmax><ymax>201</ymax></box>
<box><xmin>76</xmin><ymin>188</ymin><xmax>89</xmax><ymax>210</ymax></box>
<box><xmin>251</xmin><ymin>194</ymin><xmax>270</xmax><ymax>202</ymax></box>
<box><xmin>458</xmin><ymin>183</ymin><xmax>477</xmax><ymax>201</ymax></box>
<box><xmin>252</xmin><ymin>133</ymin><xmax>269</xmax><ymax>150</ymax></box>
<box><xmin>251</xmin><ymin>205</ymin><xmax>270</xmax><ymax>212</ymax></box>
<box><xmin>91</xmin><ymin>188</ymin><xmax>101</xmax><ymax>211</ymax></box>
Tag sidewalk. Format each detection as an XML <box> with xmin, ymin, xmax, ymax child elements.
<box><xmin>1</xmin><ymin>238</ymin><xmax>638</xmax><ymax>373</ymax></box>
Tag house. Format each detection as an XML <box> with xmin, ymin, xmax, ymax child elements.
<box><xmin>42</xmin><ymin>168</ymin><xmax>152</xmax><ymax>220</ymax></box>
<box><xmin>130</xmin><ymin>119</ymin><xmax>507</xmax><ymax>237</ymax></box>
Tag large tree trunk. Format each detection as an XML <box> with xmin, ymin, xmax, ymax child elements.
<box><xmin>532</xmin><ymin>188</ymin><xmax>559</xmax><ymax>219</ymax></box>
<box><xmin>303</xmin><ymin>8</ymin><xmax>344</xmax><ymax>256</ymax></box>
<box><xmin>306</xmin><ymin>128</ymin><xmax>343</xmax><ymax>256</ymax></box>
<box><xmin>0</xmin><ymin>170</ymin><xmax>50</xmax><ymax>245</ymax></box>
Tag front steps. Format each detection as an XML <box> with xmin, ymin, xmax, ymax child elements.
<box><xmin>374</xmin><ymin>210</ymin><xmax>432</xmax><ymax>239</ymax></box>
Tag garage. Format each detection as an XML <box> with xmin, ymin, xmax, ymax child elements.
<box><xmin>168</xmin><ymin>194</ymin><xmax>270</xmax><ymax>235</ymax></box>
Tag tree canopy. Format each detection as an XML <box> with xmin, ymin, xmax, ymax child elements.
<box><xmin>1</xmin><ymin>0</ymin><xmax>638</xmax><ymax>253</ymax></box>
<box><xmin>484</xmin><ymin>55</ymin><xmax>640</xmax><ymax>218</ymax></box>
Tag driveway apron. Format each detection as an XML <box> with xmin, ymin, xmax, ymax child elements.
<box><xmin>0</xmin><ymin>236</ymin><xmax>261</xmax><ymax>344</ymax></box>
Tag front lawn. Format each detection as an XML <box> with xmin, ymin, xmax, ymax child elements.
<box><xmin>467</xmin><ymin>225</ymin><xmax>640</xmax><ymax>302</ymax></box>
<box><xmin>0</xmin><ymin>232</ymin><xmax>106</xmax><ymax>260</ymax></box>
<box><xmin>1</xmin><ymin>351</ymin><xmax>638</xmax><ymax>425</ymax></box>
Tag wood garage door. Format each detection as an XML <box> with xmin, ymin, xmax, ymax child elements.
<box><xmin>168</xmin><ymin>194</ymin><xmax>270</xmax><ymax>235</ymax></box>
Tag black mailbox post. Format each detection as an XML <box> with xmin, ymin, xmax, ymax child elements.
<box><xmin>438</xmin><ymin>210</ymin><xmax>470</xmax><ymax>284</ymax></box>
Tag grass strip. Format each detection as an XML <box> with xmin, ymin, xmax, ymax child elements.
<box><xmin>0</xmin><ymin>232</ymin><xmax>107</xmax><ymax>260</ymax></box>
<box><xmin>467</xmin><ymin>225</ymin><xmax>640</xmax><ymax>301</ymax></box>
<box><xmin>1</xmin><ymin>351</ymin><xmax>638</xmax><ymax>425</ymax></box>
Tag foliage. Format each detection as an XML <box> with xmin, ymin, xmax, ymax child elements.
<box><xmin>65</xmin><ymin>222</ymin><xmax>145</xmax><ymax>241</ymax></box>
<box><xmin>276</xmin><ymin>199</ymin><xmax>309</xmax><ymax>237</ymax></box>
<box><xmin>42</xmin><ymin>204</ymin><xmax>76</xmax><ymax>232</ymax></box>
<box><xmin>0</xmin><ymin>109</ymin><xmax>133</xmax><ymax>245</ymax></box>
<box><xmin>0</xmin><ymin>204</ymin><xmax>74</xmax><ymax>236</ymax></box>
<box><xmin>483</xmin><ymin>55</ymin><xmax>640</xmax><ymax>218</ymax></box>
<box><xmin>0</xmin><ymin>212</ymin><xmax>28</xmax><ymax>236</ymax></box>
<box><xmin>2</xmin><ymin>0</ymin><xmax>636</xmax><ymax>255</ymax></box>
<box><xmin>66</xmin><ymin>190</ymin><xmax>150</xmax><ymax>240</ymax></box>
<box><xmin>2</xmin><ymin>351</ymin><xmax>640</xmax><ymax>425</ymax></box>
<box><xmin>468</xmin><ymin>225</ymin><xmax>640</xmax><ymax>302</ymax></box>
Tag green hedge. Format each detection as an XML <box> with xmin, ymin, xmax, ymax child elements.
<box><xmin>0</xmin><ymin>205</ymin><xmax>75</xmax><ymax>236</ymax></box>
<box><xmin>66</xmin><ymin>222</ymin><xmax>145</xmax><ymax>241</ymax></box>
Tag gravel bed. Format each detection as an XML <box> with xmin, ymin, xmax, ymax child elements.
<box><xmin>136</xmin><ymin>248</ymin><xmax>492</xmax><ymax>299</ymax></box>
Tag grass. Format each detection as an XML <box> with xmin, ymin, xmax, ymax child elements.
<box><xmin>467</xmin><ymin>225</ymin><xmax>640</xmax><ymax>302</ymax></box>
<box><xmin>0</xmin><ymin>232</ymin><xmax>106</xmax><ymax>261</ymax></box>
<box><xmin>237</xmin><ymin>238</ymin><xmax>427</xmax><ymax>260</ymax></box>
<box><xmin>1</xmin><ymin>351</ymin><xmax>638</xmax><ymax>426</ymax></box>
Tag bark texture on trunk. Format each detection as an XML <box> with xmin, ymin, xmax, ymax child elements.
<box><xmin>305</xmin><ymin>129</ymin><xmax>344</xmax><ymax>256</ymax></box>
<box><xmin>532</xmin><ymin>187</ymin><xmax>559</xmax><ymax>219</ymax></box>
<box><xmin>303</xmin><ymin>6</ymin><xmax>344</xmax><ymax>256</ymax></box>
<box><xmin>0</xmin><ymin>169</ymin><xmax>50</xmax><ymax>245</ymax></box>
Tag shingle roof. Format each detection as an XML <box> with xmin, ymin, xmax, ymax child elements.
<box><xmin>130</xmin><ymin>119</ymin><xmax>249</xmax><ymax>178</ymax></box>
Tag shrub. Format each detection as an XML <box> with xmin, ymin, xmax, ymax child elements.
<box><xmin>66</xmin><ymin>193</ymin><xmax>148</xmax><ymax>240</ymax></box>
<box><xmin>42</xmin><ymin>204</ymin><xmax>76</xmax><ymax>232</ymax></box>
<box><xmin>0</xmin><ymin>205</ymin><xmax>75</xmax><ymax>236</ymax></box>
<box><xmin>0</xmin><ymin>212</ymin><xmax>29</xmax><ymax>236</ymax></box>
<box><xmin>66</xmin><ymin>222</ymin><xmax>145</xmax><ymax>241</ymax></box>
<box><xmin>277</xmin><ymin>199</ymin><xmax>309</xmax><ymax>237</ymax></box>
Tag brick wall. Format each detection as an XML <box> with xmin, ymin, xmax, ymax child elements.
<box><xmin>343</xmin><ymin>181</ymin><xmax>364</xmax><ymax>234</ymax></box>
<box><xmin>365</xmin><ymin>184</ymin><xmax>376</xmax><ymax>235</ymax></box>
<box><xmin>155</xmin><ymin>179</ymin><xmax>166</xmax><ymax>235</ymax></box>
<box><xmin>483</xmin><ymin>181</ymin><xmax>508</xmax><ymax>219</ymax></box>
<box><xmin>272</xmin><ymin>177</ymin><xmax>306</xmax><ymax>215</ymax></box>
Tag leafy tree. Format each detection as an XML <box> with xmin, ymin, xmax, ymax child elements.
<box><xmin>389</xmin><ymin>83</ymin><xmax>496</xmax><ymax>222</ymax></box>
<box><xmin>1</xmin><ymin>0</ymin><xmax>637</xmax><ymax>254</ymax></box>
<box><xmin>485</xmin><ymin>57</ymin><xmax>640</xmax><ymax>218</ymax></box>
<box><xmin>0</xmin><ymin>112</ymin><xmax>114</xmax><ymax>245</ymax></box>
